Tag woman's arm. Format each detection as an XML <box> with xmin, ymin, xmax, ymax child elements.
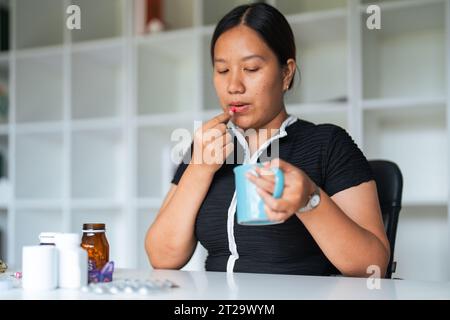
<box><xmin>145</xmin><ymin>112</ymin><xmax>233</xmax><ymax>269</ymax></box>
<box><xmin>248</xmin><ymin>159</ymin><xmax>390</xmax><ymax>278</ymax></box>
<box><xmin>298</xmin><ymin>181</ymin><xmax>390</xmax><ymax>277</ymax></box>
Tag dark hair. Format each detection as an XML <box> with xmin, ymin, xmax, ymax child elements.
<box><xmin>210</xmin><ymin>2</ymin><xmax>297</xmax><ymax>89</ymax></box>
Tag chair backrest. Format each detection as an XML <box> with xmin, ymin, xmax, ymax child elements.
<box><xmin>369</xmin><ymin>160</ymin><xmax>403</xmax><ymax>279</ymax></box>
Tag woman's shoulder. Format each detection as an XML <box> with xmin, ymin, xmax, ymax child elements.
<box><xmin>287</xmin><ymin>117</ymin><xmax>348</xmax><ymax>142</ymax></box>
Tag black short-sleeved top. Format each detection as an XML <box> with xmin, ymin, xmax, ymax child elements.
<box><xmin>171</xmin><ymin>118</ymin><xmax>373</xmax><ymax>276</ymax></box>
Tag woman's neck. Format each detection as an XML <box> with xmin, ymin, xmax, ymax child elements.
<box><xmin>245</xmin><ymin>108</ymin><xmax>289</xmax><ymax>156</ymax></box>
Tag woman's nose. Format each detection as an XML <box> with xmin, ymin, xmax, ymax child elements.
<box><xmin>227</xmin><ymin>73</ymin><xmax>245</xmax><ymax>94</ymax></box>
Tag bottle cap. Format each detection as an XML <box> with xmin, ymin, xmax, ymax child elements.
<box><xmin>38</xmin><ymin>232</ymin><xmax>59</xmax><ymax>245</ymax></box>
<box><xmin>82</xmin><ymin>223</ymin><xmax>106</xmax><ymax>232</ymax></box>
<box><xmin>55</xmin><ymin>233</ymin><xmax>80</xmax><ymax>248</ymax></box>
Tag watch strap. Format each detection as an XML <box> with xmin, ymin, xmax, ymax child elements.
<box><xmin>297</xmin><ymin>184</ymin><xmax>321</xmax><ymax>213</ymax></box>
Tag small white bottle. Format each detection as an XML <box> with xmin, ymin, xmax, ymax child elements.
<box><xmin>22</xmin><ymin>245</ymin><xmax>58</xmax><ymax>291</ymax></box>
<box><xmin>55</xmin><ymin>233</ymin><xmax>88</xmax><ymax>289</ymax></box>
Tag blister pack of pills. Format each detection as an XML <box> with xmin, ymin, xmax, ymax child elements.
<box><xmin>81</xmin><ymin>278</ymin><xmax>178</xmax><ymax>296</ymax></box>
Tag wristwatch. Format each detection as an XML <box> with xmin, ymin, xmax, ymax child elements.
<box><xmin>297</xmin><ymin>184</ymin><xmax>321</xmax><ymax>213</ymax></box>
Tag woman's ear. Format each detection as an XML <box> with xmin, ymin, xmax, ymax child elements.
<box><xmin>283</xmin><ymin>58</ymin><xmax>296</xmax><ymax>91</ymax></box>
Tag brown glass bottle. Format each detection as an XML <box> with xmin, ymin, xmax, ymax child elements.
<box><xmin>81</xmin><ymin>223</ymin><xmax>109</xmax><ymax>282</ymax></box>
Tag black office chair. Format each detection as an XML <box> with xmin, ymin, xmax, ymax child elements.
<box><xmin>369</xmin><ymin>160</ymin><xmax>403</xmax><ymax>279</ymax></box>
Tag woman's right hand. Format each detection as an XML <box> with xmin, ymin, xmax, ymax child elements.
<box><xmin>191</xmin><ymin>112</ymin><xmax>234</xmax><ymax>174</ymax></box>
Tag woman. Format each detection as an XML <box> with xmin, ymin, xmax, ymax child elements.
<box><xmin>145</xmin><ymin>3</ymin><xmax>390</xmax><ymax>277</ymax></box>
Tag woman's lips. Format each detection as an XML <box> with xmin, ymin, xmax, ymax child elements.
<box><xmin>230</xmin><ymin>105</ymin><xmax>250</xmax><ymax>114</ymax></box>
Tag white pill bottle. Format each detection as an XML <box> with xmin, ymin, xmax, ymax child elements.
<box><xmin>55</xmin><ymin>233</ymin><xmax>88</xmax><ymax>289</ymax></box>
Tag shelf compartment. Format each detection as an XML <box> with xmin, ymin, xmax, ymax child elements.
<box><xmin>71</xmin><ymin>44</ymin><xmax>125</xmax><ymax>120</ymax></box>
<box><xmin>137</xmin><ymin>208</ymin><xmax>158</xmax><ymax>269</ymax></box>
<box><xmin>71</xmin><ymin>209</ymin><xmax>128</xmax><ymax>267</ymax></box>
<box><xmin>202</xmin><ymin>0</ymin><xmax>259</xmax><ymax>27</ymax></box>
<box><xmin>71</xmin><ymin>199</ymin><xmax>123</xmax><ymax>211</ymax></box>
<box><xmin>162</xmin><ymin>0</ymin><xmax>196</xmax><ymax>30</ymax></box>
<box><xmin>16</xmin><ymin>132</ymin><xmax>63</xmax><ymax>200</ymax></box>
<box><xmin>287</xmin><ymin>102</ymin><xmax>349</xmax><ymax>129</ymax></box>
<box><xmin>15</xmin><ymin>209</ymin><xmax>62</xmax><ymax>266</ymax></box>
<box><xmin>71</xmin><ymin>129</ymin><xmax>124</xmax><ymax>200</ymax></box>
<box><xmin>70</xmin><ymin>0</ymin><xmax>124</xmax><ymax>43</ymax></box>
<box><xmin>276</xmin><ymin>0</ymin><xmax>347</xmax><ymax>15</ymax></box>
<box><xmin>286</xmin><ymin>9</ymin><xmax>348</xmax><ymax>105</ymax></box>
<box><xmin>134</xmin><ymin>0</ymin><xmax>196</xmax><ymax>34</ymax></box>
<box><xmin>0</xmin><ymin>57</ymin><xmax>8</xmax><ymax>124</ymax></box>
<box><xmin>15</xmin><ymin>0</ymin><xmax>63</xmax><ymax>49</ymax></box>
<box><xmin>394</xmin><ymin>206</ymin><xmax>449</xmax><ymax>282</ymax></box>
<box><xmin>15</xmin><ymin>52</ymin><xmax>63</xmax><ymax>123</ymax></box>
<box><xmin>363</xmin><ymin>105</ymin><xmax>447</xmax><ymax>205</ymax></box>
<box><xmin>137</xmin><ymin>33</ymin><xmax>199</xmax><ymax>115</ymax></box>
<box><xmin>362</xmin><ymin>0</ymin><xmax>446</xmax><ymax>100</ymax></box>
<box><xmin>137</xmin><ymin>124</ymin><xmax>192</xmax><ymax>198</ymax></box>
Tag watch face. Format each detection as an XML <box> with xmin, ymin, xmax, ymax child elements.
<box><xmin>311</xmin><ymin>195</ymin><xmax>320</xmax><ymax>207</ymax></box>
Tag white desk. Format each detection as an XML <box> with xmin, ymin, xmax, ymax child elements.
<box><xmin>1</xmin><ymin>269</ymin><xmax>449</xmax><ymax>300</ymax></box>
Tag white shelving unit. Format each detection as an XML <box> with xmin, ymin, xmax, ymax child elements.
<box><xmin>0</xmin><ymin>0</ymin><xmax>448</xmax><ymax>281</ymax></box>
<box><xmin>15</xmin><ymin>0</ymin><xmax>64</xmax><ymax>50</ymax></box>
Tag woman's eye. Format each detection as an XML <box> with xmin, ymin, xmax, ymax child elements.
<box><xmin>245</xmin><ymin>68</ymin><xmax>259</xmax><ymax>73</ymax></box>
<box><xmin>217</xmin><ymin>69</ymin><xmax>228</xmax><ymax>74</ymax></box>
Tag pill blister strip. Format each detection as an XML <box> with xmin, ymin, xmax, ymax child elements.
<box><xmin>81</xmin><ymin>278</ymin><xmax>178</xmax><ymax>296</ymax></box>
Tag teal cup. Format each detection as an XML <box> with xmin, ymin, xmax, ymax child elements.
<box><xmin>233</xmin><ymin>163</ymin><xmax>285</xmax><ymax>225</ymax></box>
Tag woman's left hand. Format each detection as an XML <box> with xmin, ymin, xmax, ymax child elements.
<box><xmin>246</xmin><ymin>158</ymin><xmax>316</xmax><ymax>223</ymax></box>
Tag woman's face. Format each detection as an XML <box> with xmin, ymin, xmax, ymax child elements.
<box><xmin>213</xmin><ymin>25</ymin><xmax>293</xmax><ymax>130</ymax></box>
